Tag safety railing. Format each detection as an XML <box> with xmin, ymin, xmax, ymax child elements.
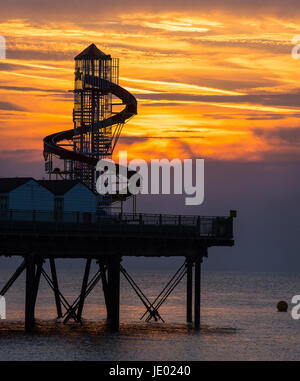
<box><xmin>0</xmin><ymin>209</ymin><xmax>233</xmax><ymax>238</ymax></box>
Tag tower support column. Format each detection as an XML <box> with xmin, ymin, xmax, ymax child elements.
<box><xmin>107</xmin><ymin>257</ymin><xmax>121</xmax><ymax>332</ymax></box>
<box><xmin>33</xmin><ymin>259</ymin><xmax>43</xmax><ymax>310</ymax></box>
<box><xmin>77</xmin><ymin>258</ymin><xmax>92</xmax><ymax>320</ymax></box>
<box><xmin>99</xmin><ymin>263</ymin><xmax>110</xmax><ymax>321</ymax></box>
<box><xmin>25</xmin><ymin>256</ymin><xmax>36</xmax><ymax>332</ymax></box>
<box><xmin>49</xmin><ymin>258</ymin><xmax>62</xmax><ymax>319</ymax></box>
<box><xmin>194</xmin><ymin>257</ymin><xmax>202</xmax><ymax>329</ymax></box>
<box><xmin>186</xmin><ymin>257</ymin><xmax>193</xmax><ymax>323</ymax></box>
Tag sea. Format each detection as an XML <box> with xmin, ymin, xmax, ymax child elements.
<box><xmin>0</xmin><ymin>260</ymin><xmax>299</xmax><ymax>361</ymax></box>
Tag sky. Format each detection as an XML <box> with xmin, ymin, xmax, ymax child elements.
<box><xmin>0</xmin><ymin>0</ymin><xmax>300</xmax><ymax>271</ymax></box>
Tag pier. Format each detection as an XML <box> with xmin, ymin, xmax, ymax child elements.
<box><xmin>0</xmin><ymin>44</ymin><xmax>235</xmax><ymax>333</ymax></box>
<box><xmin>0</xmin><ymin>210</ymin><xmax>234</xmax><ymax>332</ymax></box>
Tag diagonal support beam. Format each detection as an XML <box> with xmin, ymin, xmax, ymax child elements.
<box><xmin>76</xmin><ymin>258</ymin><xmax>92</xmax><ymax>320</ymax></box>
<box><xmin>145</xmin><ymin>265</ymin><xmax>187</xmax><ymax>322</ymax></box>
<box><xmin>140</xmin><ymin>262</ymin><xmax>186</xmax><ymax>321</ymax></box>
<box><xmin>0</xmin><ymin>260</ymin><xmax>26</xmax><ymax>296</ymax></box>
<box><xmin>120</xmin><ymin>265</ymin><xmax>164</xmax><ymax>323</ymax></box>
<box><xmin>63</xmin><ymin>269</ymin><xmax>101</xmax><ymax>324</ymax></box>
<box><xmin>41</xmin><ymin>268</ymin><xmax>80</xmax><ymax>323</ymax></box>
<box><xmin>49</xmin><ymin>258</ymin><xmax>62</xmax><ymax>318</ymax></box>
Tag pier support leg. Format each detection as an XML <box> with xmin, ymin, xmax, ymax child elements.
<box><xmin>77</xmin><ymin>258</ymin><xmax>91</xmax><ymax>320</ymax></box>
<box><xmin>107</xmin><ymin>258</ymin><xmax>120</xmax><ymax>332</ymax></box>
<box><xmin>49</xmin><ymin>258</ymin><xmax>62</xmax><ymax>319</ymax></box>
<box><xmin>194</xmin><ymin>258</ymin><xmax>202</xmax><ymax>330</ymax></box>
<box><xmin>186</xmin><ymin>258</ymin><xmax>193</xmax><ymax>323</ymax></box>
<box><xmin>33</xmin><ymin>259</ymin><xmax>43</xmax><ymax>310</ymax></box>
<box><xmin>25</xmin><ymin>257</ymin><xmax>36</xmax><ymax>332</ymax></box>
<box><xmin>99</xmin><ymin>263</ymin><xmax>110</xmax><ymax>321</ymax></box>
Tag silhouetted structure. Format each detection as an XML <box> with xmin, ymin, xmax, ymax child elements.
<box><xmin>0</xmin><ymin>45</ymin><xmax>235</xmax><ymax>332</ymax></box>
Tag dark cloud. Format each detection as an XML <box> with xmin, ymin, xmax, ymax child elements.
<box><xmin>0</xmin><ymin>150</ymin><xmax>43</xmax><ymax>178</ymax></box>
<box><xmin>6</xmin><ymin>48</ymin><xmax>74</xmax><ymax>62</ymax></box>
<box><xmin>186</xmin><ymin>38</ymin><xmax>292</xmax><ymax>55</ymax></box>
<box><xmin>137</xmin><ymin>90</ymin><xmax>300</xmax><ymax>108</ymax></box>
<box><xmin>141</xmin><ymin>102</ymin><xmax>187</xmax><ymax>107</ymax></box>
<box><xmin>202</xmin><ymin>113</ymin><xmax>300</xmax><ymax>120</ymax></box>
<box><xmin>245</xmin><ymin>114</ymin><xmax>292</xmax><ymax>120</ymax></box>
<box><xmin>253</xmin><ymin>126</ymin><xmax>300</xmax><ymax>144</ymax></box>
<box><xmin>0</xmin><ymin>149</ymin><xmax>40</xmax><ymax>158</ymax></box>
<box><xmin>1</xmin><ymin>0</ymin><xmax>300</xmax><ymax>22</ymax></box>
<box><xmin>0</xmin><ymin>101</ymin><xmax>26</xmax><ymax>111</ymax></box>
<box><xmin>119</xmin><ymin>136</ymin><xmax>149</xmax><ymax>145</ymax></box>
<box><xmin>0</xmin><ymin>85</ymin><xmax>66</xmax><ymax>93</ymax></box>
<box><xmin>119</xmin><ymin>135</ymin><xmax>205</xmax><ymax>145</ymax></box>
<box><xmin>193</xmin><ymin>79</ymin><xmax>283</xmax><ymax>92</ymax></box>
<box><xmin>0</xmin><ymin>62</ymin><xmax>25</xmax><ymax>71</ymax></box>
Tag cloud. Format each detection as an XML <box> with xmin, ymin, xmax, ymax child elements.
<box><xmin>253</xmin><ymin>127</ymin><xmax>300</xmax><ymax>144</ymax></box>
<box><xmin>0</xmin><ymin>101</ymin><xmax>26</xmax><ymax>111</ymax></box>
<box><xmin>137</xmin><ymin>90</ymin><xmax>300</xmax><ymax>109</ymax></box>
<box><xmin>0</xmin><ymin>149</ymin><xmax>40</xmax><ymax>158</ymax></box>
<box><xmin>6</xmin><ymin>48</ymin><xmax>74</xmax><ymax>62</ymax></box>
<box><xmin>1</xmin><ymin>0</ymin><xmax>300</xmax><ymax>22</ymax></box>
<box><xmin>119</xmin><ymin>135</ymin><xmax>205</xmax><ymax>145</ymax></box>
<box><xmin>202</xmin><ymin>113</ymin><xmax>294</xmax><ymax>120</ymax></box>
<box><xmin>0</xmin><ymin>85</ymin><xmax>66</xmax><ymax>93</ymax></box>
<box><xmin>141</xmin><ymin>102</ymin><xmax>188</xmax><ymax>107</ymax></box>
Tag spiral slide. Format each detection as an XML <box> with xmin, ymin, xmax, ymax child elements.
<box><xmin>43</xmin><ymin>75</ymin><xmax>138</xmax><ymax>198</ymax></box>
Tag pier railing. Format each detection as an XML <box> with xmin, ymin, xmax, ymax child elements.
<box><xmin>0</xmin><ymin>209</ymin><xmax>233</xmax><ymax>239</ymax></box>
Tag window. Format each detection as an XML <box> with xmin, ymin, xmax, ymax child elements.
<box><xmin>54</xmin><ymin>198</ymin><xmax>64</xmax><ymax>221</ymax></box>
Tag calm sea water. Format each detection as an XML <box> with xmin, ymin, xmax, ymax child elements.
<box><xmin>0</xmin><ymin>261</ymin><xmax>299</xmax><ymax>361</ymax></box>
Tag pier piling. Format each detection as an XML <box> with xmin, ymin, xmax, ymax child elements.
<box><xmin>77</xmin><ymin>258</ymin><xmax>91</xmax><ymax>320</ymax></box>
<box><xmin>25</xmin><ymin>257</ymin><xmax>36</xmax><ymax>332</ymax></box>
<box><xmin>107</xmin><ymin>258</ymin><xmax>121</xmax><ymax>332</ymax></box>
<box><xmin>186</xmin><ymin>258</ymin><xmax>193</xmax><ymax>323</ymax></box>
<box><xmin>49</xmin><ymin>258</ymin><xmax>62</xmax><ymax>319</ymax></box>
<box><xmin>194</xmin><ymin>258</ymin><xmax>202</xmax><ymax>329</ymax></box>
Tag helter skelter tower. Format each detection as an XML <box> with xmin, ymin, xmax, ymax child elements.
<box><xmin>44</xmin><ymin>44</ymin><xmax>137</xmax><ymax>194</ymax></box>
<box><xmin>71</xmin><ymin>44</ymin><xmax>120</xmax><ymax>189</ymax></box>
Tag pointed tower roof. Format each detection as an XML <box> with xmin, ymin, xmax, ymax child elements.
<box><xmin>75</xmin><ymin>44</ymin><xmax>111</xmax><ymax>60</ymax></box>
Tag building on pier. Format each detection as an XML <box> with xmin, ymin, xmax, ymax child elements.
<box><xmin>0</xmin><ymin>178</ymin><xmax>97</xmax><ymax>219</ymax></box>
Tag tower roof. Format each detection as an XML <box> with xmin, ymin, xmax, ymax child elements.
<box><xmin>75</xmin><ymin>44</ymin><xmax>111</xmax><ymax>60</ymax></box>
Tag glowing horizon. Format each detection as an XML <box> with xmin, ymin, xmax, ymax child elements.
<box><xmin>0</xmin><ymin>6</ymin><xmax>300</xmax><ymax>165</ymax></box>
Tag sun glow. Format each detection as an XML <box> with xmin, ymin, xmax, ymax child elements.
<box><xmin>0</xmin><ymin>11</ymin><xmax>299</xmax><ymax>162</ymax></box>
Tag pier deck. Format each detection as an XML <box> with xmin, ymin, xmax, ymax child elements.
<box><xmin>0</xmin><ymin>210</ymin><xmax>233</xmax><ymax>258</ymax></box>
<box><xmin>0</xmin><ymin>210</ymin><xmax>234</xmax><ymax>332</ymax></box>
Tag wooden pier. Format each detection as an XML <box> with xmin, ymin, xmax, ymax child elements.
<box><xmin>0</xmin><ymin>210</ymin><xmax>234</xmax><ymax>332</ymax></box>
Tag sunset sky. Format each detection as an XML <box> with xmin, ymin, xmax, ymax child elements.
<box><xmin>1</xmin><ymin>0</ymin><xmax>300</xmax><ymax>169</ymax></box>
<box><xmin>1</xmin><ymin>1</ymin><xmax>300</xmax><ymax>271</ymax></box>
